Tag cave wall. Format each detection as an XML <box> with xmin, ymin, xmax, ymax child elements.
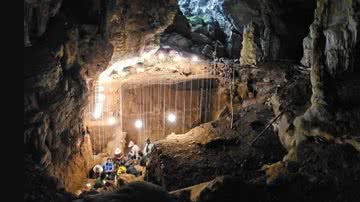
<box><xmin>301</xmin><ymin>0</ymin><xmax>360</xmax><ymax>73</ymax></box>
<box><xmin>292</xmin><ymin>0</ymin><xmax>360</xmax><ymax>146</ymax></box>
<box><xmin>24</xmin><ymin>0</ymin><xmax>179</xmax><ymax>194</ymax></box>
<box><xmin>266</xmin><ymin>0</ymin><xmax>360</xmax><ymax>153</ymax></box>
<box><xmin>24</xmin><ymin>0</ymin><xmax>113</xmax><ymax>192</ymax></box>
<box><xmin>179</xmin><ymin>0</ymin><xmax>316</xmax><ymax>60</ymax></box>
<box><xmin>104</xmin><ymin>0</ymin><xmax>178</xmax><ymax>62</ymax></box>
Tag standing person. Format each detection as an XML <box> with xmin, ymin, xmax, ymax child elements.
<box><xmin>128</xmin><ymin>140</ymin><xmax>140</xmax><ymax>160</ymax></box>
<box><xmin>143</xmin><ymin>138</ymin><xmax>154</xmax><ymax>157</ymax></box>
<box><xmin>113</xmin><ymin>148</ymin><xmax>123</xmax><ymax>171</ymax></box>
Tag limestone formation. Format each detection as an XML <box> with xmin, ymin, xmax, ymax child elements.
<box><xmin>240</xmin><ymin>23</ymin><xmax>257</xmax><ymax>66</ymax></box>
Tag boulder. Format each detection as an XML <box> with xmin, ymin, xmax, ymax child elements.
<box><xmin>226</xmin><ymin>32</ymin><xmax>242</xmax><ymax>59</ymax></box>
<box><xmin>191</xmin><ymin>32</ymin><xmax>212</xmax><ymax>45</ymax></box>
<box><xmin>166</xmin><ymin>9</ymin><xmax>192</xmax><ymax>38</ymax></box>
<box><xmin>166</xmin><ymin>33</ymin><xmax>193</xmax><ymax>49</ymax></box>
<box><xmin>82</xmin><ymin>181</ymin><xmax>173</xmax><ymax>202</ymax></box>
<box><xmin>201</xmin><ymin>44</ymin><xmax>214</xmax><ymax>58</ymax></box>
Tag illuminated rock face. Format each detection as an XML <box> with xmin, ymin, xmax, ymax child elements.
<box><xmin>240</xmin><ymin>23</ymin><xmax>257</xmax><ymax>66</ymax></box>
<box><xmin>85</xmin><ymin>76</ymin><xmax>224</xmax><ymax>154</ymax></box>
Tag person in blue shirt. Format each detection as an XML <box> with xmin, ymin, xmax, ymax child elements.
<box><xmin>103</xmin><ymin>158</ymin><xmax>115</xmax><ymax>180</ymax></box>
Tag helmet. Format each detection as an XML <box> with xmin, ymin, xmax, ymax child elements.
<box><xmin>128</xmin><ymin>141</ymin><xmax>134</xmax><ymax>148</ymax></box>
<box><xmin>114</xmin><ymin>148</ymin><xmax>121</xmax><ymax>155</ymax></box>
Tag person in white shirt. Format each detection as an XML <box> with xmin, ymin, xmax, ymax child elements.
<box><xmin>128</xmin><ymin>140</ymin><xmax>140</xmax><ymax>160</ymax></box>
<box><xmin>143</xmin><ymin>138</ymin><xmax>154</xmax><ymax>157</ymax></box>
<box><xmin>92</xmin><ymin>164</ymin><xmax>103</xmax><ymax>178</ymax></box>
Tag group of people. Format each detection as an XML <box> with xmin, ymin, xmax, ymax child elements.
<box><xmin>91</xmin><ymin>138</ymin><xmax>155</xmax><ymax>189</ymax></box>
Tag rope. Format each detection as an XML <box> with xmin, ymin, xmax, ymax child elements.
<box><xmin>199</xmin><ymin>79</ymin><xmax>203</xmax><ymax>123</ymax></box>
<box><xmin>183</xmin><ymin>80</ymin><xmax>186</xmax><ymax>133</ymax></box>
<box><xmin>163</xmin><ymin>79</ymin><xmax>166</xmax><ymax>137</ymax></box>
<box><xmin>230</xmin><ymin>63</ymin><xmax>235</xmax><ymax>129</ymax></box>
<box><xmin>158</xmin><ymin>81</ymin><xmax>160</xmax><ymax>140</ymax></box>
<box><xmin>189</xmin><ymin>78</ymin><xmax>193</xmax><ymax>129</ymax></box>
<box><xmin>249</xmin><ymin>111</ymin><xmax>285</xmax><ymax>145</ymax></box>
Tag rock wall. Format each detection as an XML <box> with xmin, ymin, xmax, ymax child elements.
<box><xmin>104</xmin><ymin>0</ymin><xmax>178</xmax><ymax>62</ymax></box>
<box><xmin>24</xmin><ymin>11</ymin><xmax>113</xmax><ymax>192</ymax></box>
<box><xmin>24</xmin><ymin>0</ymin><xmax>179</xmax><ymax>195</ymax></box>
<box><xmin>301</xmin><ymin>0</ymin><xmax>360</xmax><ymax>71</ymax></box>
<box><xmin>291</xmin><ymin>0</ymin><xmax>360</xmax><ymax>151</ymax></box>
<box><xmin>178</xmin><ymin>0</ymin><xmax>316</xmax><ymax>60</ymax></box>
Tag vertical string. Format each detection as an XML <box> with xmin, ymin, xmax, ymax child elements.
<box><xmin>98</xmin><ymin>124</ymin><xmax>100</xmax><ymax>154</ymax></box>
<box><xmin>92</xmin><ymin>84</ymin><xmax>95</xmax><ymax>158</ymax></box>
<box><xmin>142</xmin><ymin>83</ymin><xmax>145</xmax><ymax>144</ymax></box>
<box><xmin>168</xmin><ymin>79</ymin><xmax>171</xmax><ymax>121</ymax></box>
<box><xmin>175</xmin><ymin>80</ymin><xmax>177</xmax><ymax>120</ymax></box>
<box><xmin>189</xmin><ymin>78</ymin><xmax>193</xmax><ymax>129</ymax></box>
<box><xmin>158</xmin><ymin>82</ymin><xmax>160</xmax><ymax>140</ymax></box>
<box><xmin>120</xmin><ymin>82</ymin><xmax>123</xmax><ymax>144</ymax></box>
<box><xmin>182</xmin><ymin>80</ymin><xmax>186</xmax><ymax>133</ymax></box>
<box><xmin>163</xmin><ymin>79</ymin><xmax>166</xmax><ymax>137</ymax></box>
<box><xmin>230</xmin><ymin>63</ymin><xmax>235</xmax><ymax>129</ymax></box>
<box><xmin>209</xmin><ymin>68</ymin><xmax>212</xmax><ymax>122</ymax></box>
<box><xmin>196</xmin><ymin>78</ymin><xmax>199</xmax><ymax>126</ymax></box>
<box><xmin>101</xmin><ymin>94</ymin><xmax>104</xmax><ymax>153</ymax></box>
<box><xmin>139</xmin><ymin>84</ymin><xmax>142</xmax><ymax>145</ymax></box>
<box><xmin>200</xmin><ymin>78</ymin><xmax>203</xmax><ymax>123</ymax></box>
<box><xmin>204</xmin><ymin>76</ymin><xmax>208</xmax><ymax>122</ymax></box>
<box><xmin>168</xmin><ymin>79</ymin><xmax>171</xmax><ymax>133</ymax></box>
<box><xmin>218</xmin><ymin>77</ymin><xmax>221</xmax><ymax>115</ymax></box>
<box><xmin>149</xmin><ymin>81</ymin><xmax>151</xmax><ymax>142</ymax></box>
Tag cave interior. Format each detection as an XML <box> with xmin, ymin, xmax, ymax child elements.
<box><xmin>24</xmin><ymin>0</ymin><xmax>360</xmax><ymax>202</ymax></box>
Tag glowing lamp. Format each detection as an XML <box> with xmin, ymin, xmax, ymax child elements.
<box><xmin>135</xmin><ymin>119</ymin><xmax>143</xmax><ymax>128</ymax></box>
<box><xmin>93</xmin><ymin>107</ymin><xmax>102</xmax><ymax>119</ymax></box>
<box><xmin>99</xmin><ymin>73</ymin><xmax>112</xmax><ymax>83</ymax></box>
<box><xmin>98</xmin><ymin>94</ymin><xmax>105</xmax><ymax>102</ymax></box>
<box><xmin>158</xmin><ymin>53</ymin><xmax>165</xmax><ymax>60</ymax></box>
<box><xmin>136</xmin><ymin>67</ymin><xmax>145</xmax><ymax>73</ymax></box>
<box><xmin>191</xmin><ymin>55</ymin><xmax>199</xmax><ymax>62</ymax></box>
<box><xmin>98</xmin><ymin>86</ymin><xmax>104</xmax><ymax>92</ymax></box>
<box><xmin>174</xmin><ymin>55</ymin><xmax>182</xmax><ymax>62</ymax></box>
<box><xmin>108</xmin><ymin>116</ymin><xmax>116</xmax><ymax>125</ymax></box>
<box><xmin>86</xmin><ymin>183</ymin><xmax>91</xmax><ymax>188</ymax></box>
<box><xmin>167</xmin><ymin>113</ymin><xmax>176</xmax><ymax>123</ymax></box>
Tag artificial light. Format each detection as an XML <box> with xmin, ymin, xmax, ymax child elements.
<box><xmin>135</xmin><ymin>119</ymin><xmax>143</xmax><ymax>128</ymax></box>
<box><xmin>167</xmin><ymin>113</ymin><xmax>176</xmax><ymax>123</ymax></box>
